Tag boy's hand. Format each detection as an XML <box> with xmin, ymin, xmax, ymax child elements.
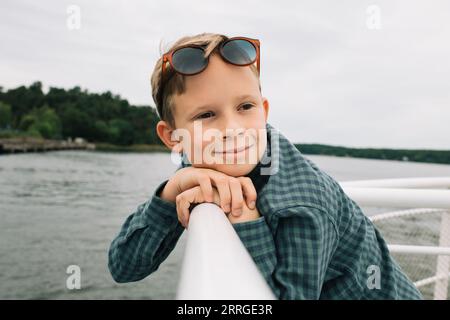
<box><xmin>176</xmin><ymin>186</ymin><xmax>260</xmax><ymax>228</ymax></box>
<box><xmin>160</xmin><ymin>167</ymin><xmax>257</xmax><ymax>216</ymax></box>
<box><xmin>226</xmin><ymin>200</ymin><xmax>261</xmax><ymax>225</ymax></box>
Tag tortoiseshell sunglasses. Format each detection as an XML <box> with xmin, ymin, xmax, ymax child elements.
<box><xmin>158</xmin><ymin>36</ymin><xmax>260</xmax><ymax>115</ymax></box>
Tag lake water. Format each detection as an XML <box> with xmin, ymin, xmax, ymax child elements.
<box><xmin>1</xmin><ymin>151</ymin><xmax>450</xmax><ymax>299</ymax></box>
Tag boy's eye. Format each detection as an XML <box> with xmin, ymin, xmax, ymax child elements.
<box><xmin>195</xmin><ymin>111</ymin><xmax>215</xmax><ymax>119</ymax></box>
<box><xmin>239</xmin><ymin>103</ymin><xmax>255</xmax><ymax>111</ymax></box>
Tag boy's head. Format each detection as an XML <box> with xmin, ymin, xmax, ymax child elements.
<box><xmin>152</xmin><ymin>33</ymin><xmax>270</xmax><ymax>177</ymax></box>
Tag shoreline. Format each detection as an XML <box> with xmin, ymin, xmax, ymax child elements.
<box><xmin>94</xmin><ymin>142</ymin><xmax>169</xmax><ymax>153</ymax></box>
<box><xmin>0</xmin><ymin>137</ymin><xmax>169</xmax><ymax>154</ymax></box>
<box><xmin>0</xmin><ymin>137</ymin><xmax>96</xmax><ymax>154</ymax></box>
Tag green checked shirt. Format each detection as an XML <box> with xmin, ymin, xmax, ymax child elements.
<box><xmin>108</xmin><ymin>123</ymin><xmax>423</xmax><ymax>300</ymax></box>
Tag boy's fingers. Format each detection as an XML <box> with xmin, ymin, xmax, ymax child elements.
<box><xmin>229</xmin><ymin>178</ymin><xmax>244</xmax><ymax>217</ymax></box>
<box><xmin>176</xmin><ymin>186</ymin><xmax>203</xmax><ymax>228</ymax></box>
<box><xmin>175</xmin><ymin>195</ymin><xmax>187</xmax><ymax>227</ymax></box>
<box><xmin>212</xmin><ymin>177</ymin><xmax>231</xmax><ymax>213</ymax></box>
<box><xmin>176</xmin><ymin>168</ymin><xmax>211</xmax><ymax>199</ymax></box>
<box><xmin>202</xmin><ymin>169</ymin><xmax>232</xmax><ymax>213</ymax></box>
<box><xmin>196</xmin><ymin>174</ymin><xmax>213</xmax><ymax>203</ymax></box>
<box><xmin>211</xmin><ymin>187</ymin><xmax>221</xmax><ymax>206</ymax></box>
<box><xmin>238</xmin><ymin>176</ymin><xmax>257</xmax><ymax>209</ymax></box>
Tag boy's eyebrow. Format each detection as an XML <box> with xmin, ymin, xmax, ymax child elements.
<box><xmin>234</xmin><ymin>94</ymin><xmax>259</xmax><ymax>103</ymax></box>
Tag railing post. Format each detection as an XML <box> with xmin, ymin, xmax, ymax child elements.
<box><xmin>434</xmin><ymin>211</ymin><xmax>450</xmax><ymax>300</ymax></box>
<box><xmin>176</xmin><ymin>203</ymin><xmax>276</xmax><ymax>300</ymax></box>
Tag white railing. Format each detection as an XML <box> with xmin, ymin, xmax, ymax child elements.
<box><xmin>340</xmin><ymin>177</ymin><xmax>450</xmax><ymax>300</ymax></box>
<box><xmin>176</xmin><ymin>203</ymin><xmax>276</xmax><ymax>300</ymax></box>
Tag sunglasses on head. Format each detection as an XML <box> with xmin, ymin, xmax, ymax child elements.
<box><xmin>158</xmin><ymin>36</ymin><xmax>260</xmax><ymax>114</ymax></box>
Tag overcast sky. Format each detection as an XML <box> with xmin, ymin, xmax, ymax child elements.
<box><xmin>1</xmin><ymin>0</ymin><xmax>449</xmax><ymax>149</ymax></box>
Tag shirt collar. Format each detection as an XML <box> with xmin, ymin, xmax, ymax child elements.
<box><xmin>245</xmin><ymin>129</ymin><xmax>271</xmax><ymax>193</ymax></box>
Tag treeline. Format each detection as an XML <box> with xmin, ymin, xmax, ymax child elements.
<box><xmin>295</xmin><ymin>143</ymin><xmax>450</xmax><ymax>165</ymax></box>
<box><xmin>0</xmin><ymin>82</ymin><xmax>161</xmax><ymax>145</ymax></box>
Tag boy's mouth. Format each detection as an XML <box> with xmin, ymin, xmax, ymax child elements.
<box><xmin>214</xmin><ymin>143</ymin><xmax>254</xmax><ymax>155</ymax></box>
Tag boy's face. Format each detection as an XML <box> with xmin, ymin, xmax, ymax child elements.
<box><xmin>164</xmin><ymin>53</ymin><xmax>269</xmax><ymax>177</ymax></box>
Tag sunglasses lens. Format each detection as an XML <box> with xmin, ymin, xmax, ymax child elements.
<box><xmin>221</xmin><ymin>39</ymin><xmax>257</xmax><ymax>65</ymax></box>
<box><xmin>172</xmin><ymin>47</ymin><xmax>207</xmax><ymax>75</ymax></box>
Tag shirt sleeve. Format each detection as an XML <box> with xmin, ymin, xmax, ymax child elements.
<box><xmin>108</xmin><ymin>180</ymin><xmax>185</xmax><ymax>283</ymax></box>
<box><xmin>232</xmin><ymin>216</ymin><xmax>278</xmax><ymax>291</ymax></box>
<box><xmin>271</xmin><ymin>205</ymin><xmax>338</xmax><ymax>299</ymax></box>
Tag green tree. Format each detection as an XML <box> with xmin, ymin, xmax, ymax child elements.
<box><xmin>93</xmin><ymin>120</ymin><xmax>110</xmax><ymax>141</ymax></box>
<box><xmin>0</xmin><ymin>102</ymin><xmax>12</xmax><ymax>129</ymax></box>
<box><xmin>108</xmin><ymin>118</ymin><xmax>135</xmax><ymax>145</ymax></box>
<box><xmin>59</xmin><ymin>106</ymin><xmax>94</xmax><ymax>139</ymax></box>
<box><xmin>3</xmin><ymin>82</ymin><xmax>45</xmax><ymax>127</ymax></box>
<box><xmin>19</xmin><ymin>105</ymin><xmax>62</xmax><ymax>139</ymax></box>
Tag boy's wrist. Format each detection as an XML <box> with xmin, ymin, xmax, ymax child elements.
<box><xmin>159</xmin><ymin>177</ymin><xmax>179</xmax><ymax>203</ymax></box>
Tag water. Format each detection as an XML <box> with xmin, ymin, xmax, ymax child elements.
<box><xmin>1</xmin><ymin>151</ymin><xmax>450</xmax><ymax>299</ymax></box>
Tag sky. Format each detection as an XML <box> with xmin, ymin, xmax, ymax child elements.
<box><xmin>1</xmin><ymin>0</ymin><xmax>449</xmax><ymax>149</ymax></box>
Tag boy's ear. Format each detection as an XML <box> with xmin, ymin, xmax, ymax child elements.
<box><xmin>262</xmin><ymin>97</ymin><xmax>270</xmax><ymax>122</ymax></box>
<box><xmin>156</xmin><ymin>120</ymin><xmax>181</xmax><ymax>152</ymax></box>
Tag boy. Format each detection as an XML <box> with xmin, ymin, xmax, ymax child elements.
<box><xmin>108</xmin><ymin>33</ymin><xmax>422</xmax><ymax>299</ymax></box>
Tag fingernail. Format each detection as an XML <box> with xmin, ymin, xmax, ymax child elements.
<box><xmin>249</xmin><ymin>201</ymin><xmax>256</xmax><ymax>209</ymax></box>
<box><xmin>224</xmin><ymin>204</ymin><xmax>230</xmax><ymax>212</ymax></box>
<box><xmin>233</xmin><ymin>209</ymin><xmax>242</xmax><ymax>217</ymax></box>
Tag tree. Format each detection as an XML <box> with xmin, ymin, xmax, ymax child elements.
<box><xmin>19</xmin><ymin>105</ymin><xmax>62</xmax><ymax>139</ymax></box>
<box><xmin>59</xmin><ymin>107</ymin><xmax>94</xmax><ymax>139</ymax></box>
<box><xmin>0</xmin><ymin>102</ymin><xmax>12</xmax><ymax>129</ymax></box>
<box><xmin>108</xmin><ymin>118</ymin><xmax>135</xmax><ymax>145</ymax></box>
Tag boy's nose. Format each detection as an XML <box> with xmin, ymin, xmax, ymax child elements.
<box><xmin>222</xmin><ymin>126</ymin><xmax>245</xmax><ymax>141</ymax></box>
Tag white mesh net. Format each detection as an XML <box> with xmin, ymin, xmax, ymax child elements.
<box><xmin>370</xmin><ymin>209</ymin><xmax>450</xmax><ymax>300</ymax></box>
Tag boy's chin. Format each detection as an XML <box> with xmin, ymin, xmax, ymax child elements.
<box><xmin>201</xmin><ymin>163</ymin><xmax>258</xmax><ymax>177</ymax></box>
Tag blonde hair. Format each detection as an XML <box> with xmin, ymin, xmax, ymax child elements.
<box><xmin>150</xmin><ymin>32</ymin><xmax>261</xmax><ymax>127</ymax></box>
